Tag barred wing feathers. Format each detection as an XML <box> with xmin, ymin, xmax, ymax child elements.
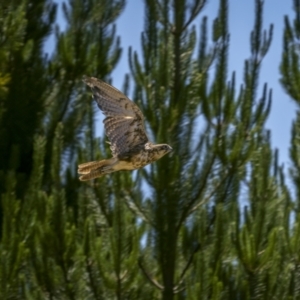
<box><xmin>83</xmin><ymin>76</ymin><xmax>149</xmax><ymax>156</ymax></box>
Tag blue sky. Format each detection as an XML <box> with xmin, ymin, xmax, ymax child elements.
<box><xmin>49</xmin><ymin>0</ymin><xmax>296</xmax><ymax>169</ymax></box>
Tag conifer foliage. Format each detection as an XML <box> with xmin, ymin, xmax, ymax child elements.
<box><xmin>0</xmin><ymin>0</ymin><xmax>298</xmax><ymax>299</ymax></box>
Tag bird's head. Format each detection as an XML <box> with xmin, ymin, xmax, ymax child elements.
<box><xmin>155</xmin><ymin>144</ymin><xmax>173</xmax><ymax>157</ymax></box>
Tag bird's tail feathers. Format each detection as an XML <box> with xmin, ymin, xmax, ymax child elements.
<box><xmin>78</xmin><ymin>158</ymin><xmax>118</xmax><ymax>181</ymax></box>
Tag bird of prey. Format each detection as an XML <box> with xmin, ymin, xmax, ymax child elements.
<box><xmin>78</xmin><ymin>76</ymin><xmax>172</xmax><ymax>181</ymax></box>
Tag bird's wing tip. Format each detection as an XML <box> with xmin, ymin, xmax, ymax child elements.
<box><xmin>83</xmin><ymin>76</ymin><xmax>103</xmax><ymax>87</ymax></box>
<box><xmin>82</xmin><ymin>75</ymin><xmax>90</xmax><ymax>84</ymax></box>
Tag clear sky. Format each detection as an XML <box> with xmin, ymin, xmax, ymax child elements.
<box><xmin>47</xmin><ymin>0</ymin><xmax>296</xmax><ymax>169</ymax></box>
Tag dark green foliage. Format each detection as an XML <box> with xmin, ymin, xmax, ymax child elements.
<box><xmin>281</xmin><ymin>1</ymin><xmax>300</xmax><ymax>296</ymax></box>
<box><xmin>0</xmin><ymin>0</ymin><xmax>56</xmax><ymax>198</ymax></box>
<box><xmin>0</xmin><ymin>0</ymin><xmax>299</xmax><ymax>299</ymax></box>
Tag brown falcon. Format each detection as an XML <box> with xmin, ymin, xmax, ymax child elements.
<box><xmin>78</xmin><ymin>76</ymin><xmax>172</xmax><ymax>181</ymax></box>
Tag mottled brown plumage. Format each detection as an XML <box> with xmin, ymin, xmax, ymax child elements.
<box><xmin>78</xmin><ymin>76</ymin><xmax>172</xmax><ymax>181</ymax></box>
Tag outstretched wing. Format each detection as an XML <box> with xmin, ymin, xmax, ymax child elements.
<box><xmin>83</xmin><ymin>76</ymin><xmax>149</xmax><ymax>156</ymax></box>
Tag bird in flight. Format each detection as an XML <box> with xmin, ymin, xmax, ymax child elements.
<box><xmin>78</xmin><ymin>76</ymin><xmax>172</xmax><ymax>181</ymax></box>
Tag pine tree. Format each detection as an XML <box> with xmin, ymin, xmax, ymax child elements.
<box><xmin>126</xmin><ymin>0</ymin><xmax>276</xmax><ymax>298</ymax></box>
<box><xmin>0</xmin><ymin>0</ymin><xmax>298</xmax><ymax>299</ymax></box>
<box><xmin>0</xmin><ymin>0</ymin><xmax>56</xmax><ymax>224</ymax></box>
<box><xmin>0</xmin><ymin>0</ymin><xmax>127</xmax><ymax>298</ymax></box>
<box><xmin>280</xmin><ymin>0</ymin><xmax>300</xmax><ymax>298</ymax></box>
